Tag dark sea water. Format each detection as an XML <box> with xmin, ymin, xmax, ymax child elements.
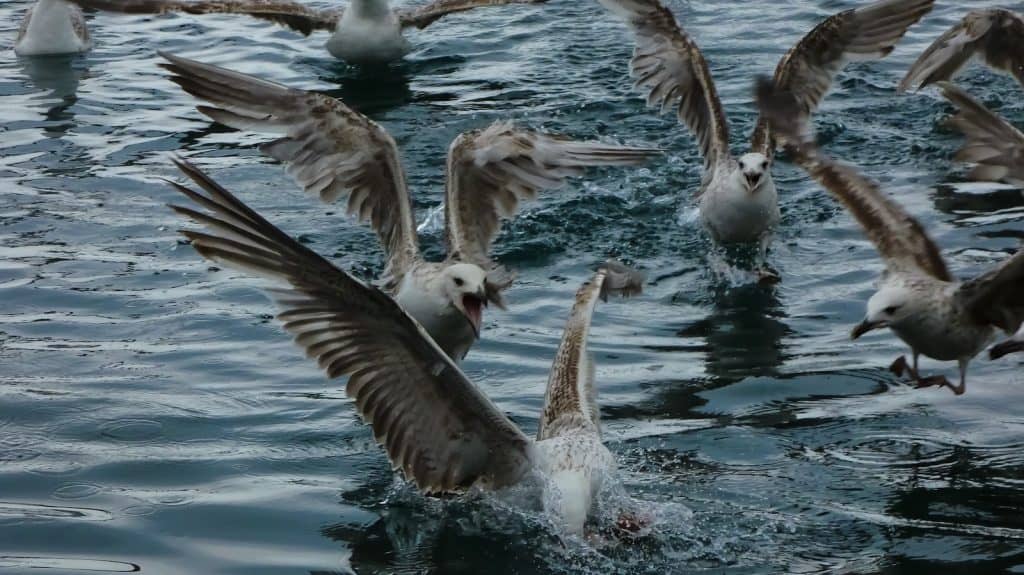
<box><xmin>2</xmin><ymin>0</ymin><xmax>1024</xmax><ymax>573</ymax></box>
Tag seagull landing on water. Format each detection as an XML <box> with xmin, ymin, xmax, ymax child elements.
<box><xmin>756</xmin><ymin>77</ymin><xmax>1024</xmax><ymax>396</ymax></box>
<box><xmin>166</xmin><ymin>157</ymin><xmax>645</xmax><ymax>536</ymax></box>
<box><xmin>15</xmin><ymin>0</ymin><xmax>91</xmax><ymax>56</ymax></box>
<box><xmin>65</xmin><ymin>0</ymin><xmax>546</xmax><ymax>64</ymax></box>
<box><xmin>159</xmin><ymin>53</ymin><xmax>659</xmax><ymax>362</ymax></box>
<box><xmin>597</xmin><ymin>0</ymin><xmax>934</xmax><ymax>283</ymax></box>
<box><xmin>899</xmin><ymin>8</ymin><xmax>1024</xmax><ymax>93</ymax></box>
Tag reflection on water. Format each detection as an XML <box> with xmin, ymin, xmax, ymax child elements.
<box><xmin>18</xmin><ymin>54</ymin><xmax>86</xmax><ymax>139</ymax></box>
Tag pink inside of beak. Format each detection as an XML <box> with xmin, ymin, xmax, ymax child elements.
<box><xmin>462</xmin><ymin>295</ymin><xmax>483</xmax><ymax>337</ymax></box>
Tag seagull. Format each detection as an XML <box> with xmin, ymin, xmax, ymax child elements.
<box><xmin>166</xmin><ymin>157</ymin><xmax>645</xmax><ymax>535</ymax></box>
<box><xmin>899</xmin><ymin>8</ymin><xmax>1024</xmax><ymax>93</ymax></box>
<box><xmin>938</xmin><ymin>81</ymin><xmax>1024</xmax><ymax>186</ymax></box>
<box><xmin>597</xmin><ymin>0</ymin><xmax>934</xmax><ymax>280</ymax></box>
<box><xmin>991</xmin><ymin>324</ymin><xmax>1024</xmax><ymax>359</ymax></box>
<box><xmin>15</xmin><ymin>0</ymin><xmax>91</xmax><ymax>56</ymax></box>
<box><xmin>65</xmin><ymin>0</ymin><xmax>545</xmax><ymax>64</ymax></box>
<box><xmin>158</xmin><ymin>53</ymin><xmax>659</xmax><ymax>362</ymax></box>
<box><xmin>755</xmin><ymin>76</ymin><xmax>1024</xmax><ymax>396</ymax></box>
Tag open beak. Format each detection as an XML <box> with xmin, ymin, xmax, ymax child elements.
<box><xmin>460</xmin><ymin>289</ymin><xmax>487</xmax><ymax>338</ymax></box>
<box><xmin>990</xmin><ymin>339</ymin><xmax>1024</xmax><ymax>360</ymax></box>
<box><xmin>744</xmin><ymin>172</ymin><xmax>761</xmax><ymax>191</ymax></box>
<box><xmin>851</xmin><ymin>319</ymin><xmax>887</xmax><ymax>340</ymax></box>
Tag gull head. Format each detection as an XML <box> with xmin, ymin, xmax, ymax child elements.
<box><xmin>442</xmin><ymin>263</ymin><xmax>491</xmax><ymax>338</ymax></box>
<box><xmin>738</xmin><ymin>152</ymin><xmax>770</xmax><ymax>193</ymax></box>
<box><xmin>852</xmin><ymin>286</ymin><xmax>915</xmax><ymax>339</ymax></box>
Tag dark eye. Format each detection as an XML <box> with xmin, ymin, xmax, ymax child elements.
<box><xmin>453</xmin><ymin>277</ymin><xmax>464</xmax><ymax>287</ymax></box>
<box><xmin>761</xmin><ymin>161</ymin><xmax>768</xmax><ymax>169</ymax></box>
<box><xmin>884</xmin><ymin>305</ymin><xmax>901</xmax><ymax>315</ymax></box>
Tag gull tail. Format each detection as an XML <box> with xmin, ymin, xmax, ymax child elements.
<box><xmin>990</xmin><ymin>338</ymin><xmax>1024</xmax><ymax>360</ymax></box>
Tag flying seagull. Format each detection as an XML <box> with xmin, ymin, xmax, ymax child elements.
<box><xmin>755</xmin><ymin>76</ymin><xmax>1024</xmax><ymax>395</ymax></box>
<box><xmin>598</xmin><ymin>0</ymin><xmax>934</xmax><ymax>280</ymax></box>
<box><xmin>938</xmin><ymin>81</ymin><xmax>1024</xmax><ymax>186</ymax></box>
<box><xmin>159</xmin><ymin>53</ymin><xmax>659</xmax><ymax>362</ymax></box>
<box><xmin>991</xmin><ymin>325</ymin><xmax>1024</xmax><ymax>360</ymax></box>
<box><xmin>65</xmin><ymin>0</ymin><xmax>546</xmax><ymax>64</ymax></box>
<box><xmin>15</xmin><ymin>0</ymin><xmax>91</xmax><ymax>55</ymax></box>
<box><xmin>899</xmin><ymin>8</ymin><xmax>1024</xmax><ymax>92</ymax></box>
<box><xmin>166</xmin><ymin>156</ymin><xmax>645</xmax><ymax>534</ymax></box>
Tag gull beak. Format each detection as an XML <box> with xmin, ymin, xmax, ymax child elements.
<box><xmin>851</xmin><ymin>318</ymin><xmax>887</xmax><ymax>340</ymax></box>
<box><xmin>460</xmin><ymin>288</ymin><xmax>487</xmax><ymax>339</ymax></box>
<box><xmin>744</xmin><ymin>172</ymin><xmax>761</xmax><ymax>191</ymax></box>
<box><xmin>990</xmin><ymin>339</ymin><xmax>1024</xmax><ymax>360</ymax></box>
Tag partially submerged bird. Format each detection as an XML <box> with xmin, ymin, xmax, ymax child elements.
<box><xmin>598</xmin><ymin>0</ymin><xmax>933</xmax><ymax>280</ymax></box>
<box><xmin>167</xmin><ymin>156</ymin><xmax>645</xmax><ymax>535</ymax></box>
<box><xmin>65</xmin><ymin>0</ymin><xmax>546</xmax><ymax>64</ymax></box>
<box><xmin>938</xmin><ymin>81</ymin><xmax>1024</xmax><ymax>186</ymax></box>
<box><xmin>899</xmin><ymin>8</ymin><xmax>1024</xmax><ymax>92</ymax></box>
<box><xmin>991</xmin><ymin>325</ymin><xmax>1024</xmax><ymax>360</ymax></box>
<box><xmin>159</xmin><ymin>53</ymin><xmax>659</xmax><ymax>362</ymax></box>
<box><xmin>756</xmin><ymin>76</ymin><xmax>1024</xmax><ymax>396</ymax></box>
<box><xmin>15</xmin><ymin>0</ymin><xmax>91</xmax><ymax>56</ymax></box>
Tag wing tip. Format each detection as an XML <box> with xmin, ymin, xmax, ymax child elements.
<box><xmin>598</xmin><ymin>259</ymin><xmax>645</xmax><ymax>301</ymax></box>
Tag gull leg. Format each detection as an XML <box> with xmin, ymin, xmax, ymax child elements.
<box><xmin>889</xmin><ymin>355</ymin><xmax>920</xmax><ymax>380</ymax></box>
<box><xmin>755</xmin><ymin>234</ymin><xmax>780</xmax><ymax>285</ymax></box>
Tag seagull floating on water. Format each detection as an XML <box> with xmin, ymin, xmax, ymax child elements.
<box><xmin>66</xmin><ymin>0</ymin><xmax>545</xmax><ymax>63</ymax></box>
<box><xmin>938</xmin><ymin>81</ymin><xmax>1024</xmax><ymax>186</ymax></box>
<box><xmin>159</xmin><ymin>53</ymin><xmax>659</xmax><ymax>362</ymax></box>
<box><xmin>756</xmin><ymin>76</ymin><xmax>1024</xmax><ymax>396</ymax></box>
<box><xmin>899</xmin><ymin>8</ymin><xmax>1023</xmax><ymax>93</ymax></box>
<box><xmin>598</xmin><ymin>0</ymin><xmax>933</xmax><ymax>281</ymax></box>
<box><xmin>167</xmin><ymin>156</ymin><xmax>645</xmax><ymax>535</ymax></box>
<box><xmin>15</xmin><ymin>0</ymin><xmax>91</xmax><ymax>56</ymax></box>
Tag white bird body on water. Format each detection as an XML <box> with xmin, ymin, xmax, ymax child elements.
<box><xmin>598</xmin><ymin>0</ymin><xmax>935</xmax><ymax>279</ymax></box>
<box><xmin>65</xmin><ymin>0</ymin><xmax>546</xmax><ymax>63</ymax></box>
<box><xmin>166</xmin><ymin>157</ymin><xmax>645</xmax><ymax>535</ymax></box>
<box><xmin>15</xmin><ymin>0</ymin><xmax>91</xmax><ymax>56</ymax></box>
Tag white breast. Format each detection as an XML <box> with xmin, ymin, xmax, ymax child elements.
<box><xmin>393</xmin><ymin>274</ymin><xmax>475</xmax><ymax>362</ymax></box>
<box><xmin>535</xmin><ymin>433</ymin><xmax>615</xmax><ymax>535</ymax></box>
<box><xmin>700</xmin><ymin>168</ymin><xmax>779</xmax><ymax>244</ymax></box>
<box><xmin>326</xmin><ymin>6</ymin><xmax>410</xmax><ymax>64</ymax></box>
<box><xmin>15</xmin><ymin>0</ymin><xmax>90</xmax><ymax>56</ymax></box>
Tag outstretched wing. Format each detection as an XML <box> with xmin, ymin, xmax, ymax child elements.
<box><xmin>397</xmin><ymin>0</ymin><xmax>545</xmax><ymax>30</ymax></box>
<box><xmin>67</xmin><ymin>0</ymin><xmax>339</xmax><ymax>34</ymax></box>
<box><xmin>598</xmin><ymin>0</ymin><xmax>729</xmax><ymax>172</ymax></box>
<box><xmin>754</xmin><ymin>77</ymin><xmax>952</xmax><ymax>281</ymax></box>
<box><xmin>956</xmin><ymin>248</ymin><xmax>1024</xmax><ymax>334</ymax></box>
<box><xmin>168</xmin><ymin>158</ymin><xmax>534</xmax><ymax>493</ymax></box>
<box><xmin>899</xmin><ymin>8</ymin><xmax>1024</xmax><ymax>92</ymax></box>
<box><xmin>538</xmin><ymin>261</ymin><xmax>644</xmax><ymax>441</ymax></box>
<box><xmin>751</xmin><ymin>0</ymin><xmax>934</xmax><ymax>155</ymax></box>
<box><xmin>939</xmin><ymin>82</ymin><xmax>1024</xmax><ymax>185</ymax></box>
<box><xmin>160</xmin><ymin>52</ymin><xmax>419</xmax><ymax>281</ymax></box>
<box><xmin>444</xmin><ymin>121</ymin><xmax>659</xmax><ymax>269</ymax></box>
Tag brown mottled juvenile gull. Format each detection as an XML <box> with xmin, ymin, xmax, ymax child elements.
<box><xmin>755</xmin><ymin>76</ymin><xmax>1024</xmax><ymax>396</ymax></box>
<box><xmin>598</xmin><ymin>0</ymin><xmax>933</xmax><ymax>280</ymax></box>
<box><xmin>899</xmin><ymin>8</ymin><xmax>1024</xmax><ymax>92</ymax></box>
<box><xmin>15</xmin><ymin>0</ymin><xmax>91</xmax><ymax>55</ymax></box>
<box><xmin>159</xmin><ymin>53</ymin><xmax>659</xmax><ymax>362</ymax></box>
<box><xmin>65</xmin><ymin>0</ymin><xmax>546</xmax><ymax>63</ymax></box>
<box><xmin>167</xmin><ymin>157</ymin><xmax>644</xmax><ymax>535</ymax></box>
<box><xmin>938</xmin><ymin>81</ymin><xmax>1024</xmax><ymax>186</ymax></box>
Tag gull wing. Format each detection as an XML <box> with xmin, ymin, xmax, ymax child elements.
<box><xmin>939</xmin><ymin>82</ymin><xmax>1024</xmax><ymax>186</ymax></box>
<box><xmin>444</xmin><ymin>121</ymin><xmax>659</xmax><ymax>270</ymax></box>
<box><xmin>754</xmin><ymin>77</ymin><xmax>952</xmax><ymax>281</ymax></box>
<box><xmin>67</xmin><ymin>0</ymin><xmax>339</xmax><ymax>34</ymax></box>
<box><xmin>397</xmin><ymin>0</ymin><xmax>545</xmax><ymax>30</ymax></box>
<box><xmin>751</xmin><ymin>0</ymin><xmax>934</xmax><ymax>155</ymax></box>
<box><xmin>161</xmin><ymin>52</ymin><xmax>419</xmax><ymax>281</ymax></box>
<box><xmin>168</xmin><ymin>158</ymin><xmax>535</xmax><ymax>493</ymax></box>
<box><xmin>900</xmin><ymin>8</ymin><xmax>1024</xmax><ymax>92</ymax></box>
<box><xmin>537</xmin><ymin>261</ymin><xmax>644</xmax><ymax>441</ymax></box>
<box><xmin>956</xmin><ymin>248</ymin><xmax>1024</xmax><ymax>334</ymax></box>
<box><xmin>598</xmin><ymin>0</ymin><xmax>730</xmax><ymax>172</ymax></box>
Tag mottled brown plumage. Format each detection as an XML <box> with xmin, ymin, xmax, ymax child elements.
<box><xmin>397</xmin><ymin>0</ymin><xmax>546</xmax><ymax>29</ymax></box>
<box><xmin>67</xmin><ymin>0</ymin><xmax>339</xmax><ymax>34</ymax></box>
<box><xmin>939</xmin><ymin>82</ymin><xmax>1024</xmax><ymax>186</ymax></box>
<box><xmin>900</xmin><ymin>9</ymin><xmax>1024</xmax><ymax>92</ymax></box>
